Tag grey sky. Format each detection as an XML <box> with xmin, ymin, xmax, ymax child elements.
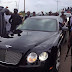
<box><xmin>0</xmin><ymin>0</ymin><xmax>72</xmax><ymax>13</ymax></box>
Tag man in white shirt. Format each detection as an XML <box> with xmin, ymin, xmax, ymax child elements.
<box><xmin>4</xmin><ymin>10</ymin><xmax>11</xmax><ymax>37</ymax></box>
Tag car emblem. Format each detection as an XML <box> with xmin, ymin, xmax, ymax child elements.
<box><xmin>5</xmin><ymin>45</ymin><xmax>12</xmax><ymax>48</ymax></box>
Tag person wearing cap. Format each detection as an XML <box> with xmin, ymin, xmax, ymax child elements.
<box><xmin>9</xmin><ymin>9</ymin><xmax>22</xmax><ymax>36</ymax></box>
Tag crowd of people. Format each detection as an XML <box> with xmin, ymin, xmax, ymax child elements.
<box><xmin>2</xmin><ymin>6</ymin><xmax>72</xmax><ymax>48</ymax></box>
<box><xmin>63</xmin><ymin>7</ymin><xmax>72</xmax><ymax>13</ymax></box>
<box><xmin>59</xmin><ymin>7</ymin><xmax>72</xmax><ymax>58</ymax></box>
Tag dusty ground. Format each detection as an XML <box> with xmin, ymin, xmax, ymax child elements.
<box><xmin>59</xmin><ymin>32</ymin><xmax>71</xmax><ymax>72</ymax></box>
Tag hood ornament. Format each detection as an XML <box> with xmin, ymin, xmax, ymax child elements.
<box><xmin>5</xmin><ymin>45</ymin><xmax>12</xmax><ymax>48</ymax></box>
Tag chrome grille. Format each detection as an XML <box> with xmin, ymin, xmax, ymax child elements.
<box><xmin>0</xmin><ymin>49</ymin><xmax>22</xmax><ymax>65</ymax></box>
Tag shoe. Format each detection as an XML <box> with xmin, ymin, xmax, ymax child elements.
<box><xmin>18</xmin><ymin>34</ymin><xmax>21</xmax><ymax>36</ymax></box>
<box><xmin>11</xmin><ymin>34</ymin><xmax>14</xmax><ymax>36</ymax></box>
<box><xmin>0</xmin><ymin>41</ymin><xmax>2</xmax><ymax>42</ymax></box>
<box><xmin>3</xmin><ymin>35</ymin><xmax>13</xmax><ymax>38</ymax></box>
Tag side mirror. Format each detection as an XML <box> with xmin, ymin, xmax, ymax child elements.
<box><xmin>62</xmin><ymin>26</ymin><xmax>68</xmax><ymax>31</ymax></box>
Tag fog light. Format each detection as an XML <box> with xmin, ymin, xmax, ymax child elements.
<box><xmin>49</xmin><ymin>67</ymin><xmax>53</xmax><ymax>70</ymax></box>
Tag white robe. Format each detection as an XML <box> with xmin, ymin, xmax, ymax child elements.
<box><xmin>4</xmin><ymin>13</ymin><xmax>11</xmax><ymax>31</ymax></box>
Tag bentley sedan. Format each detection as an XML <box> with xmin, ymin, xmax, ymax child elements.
<box><xmin>0</xmin><ymin>16</ymin><xmax>66</xmax><ymax>72</ymax></box>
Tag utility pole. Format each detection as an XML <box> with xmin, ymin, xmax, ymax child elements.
<box><xmin>15</xmin><ymin>1</ymin><xmax>17</xmax><ymax>8</ymax></box>
<box><xmin>56</xmin><ymin>0</ymin><xmax>60</xmax><ymax>12</ymax></box>
<box><xmin>57</xmin><ymin>0</ymin><xmax>58</xmax><ymax>12</ymax></box>
<box><xmin>24</xmin><ymin>0</ymin><xmax>25</xmax><ymax>13</ymax></box>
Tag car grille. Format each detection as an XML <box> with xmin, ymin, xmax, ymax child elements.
<box><xmin>0</xmin><ymin>49</ymin><xmax>22</xmax><ymax>65</ymax></box>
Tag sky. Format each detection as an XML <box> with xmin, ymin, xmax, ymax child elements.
<box><xmin>0</xmin><ymin>0</ymin><xmax>72</xmax><ymax>13</ymax></box>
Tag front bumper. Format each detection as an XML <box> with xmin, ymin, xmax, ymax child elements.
<box><xmin>0</xmin><ymin>63</ymin><xmax>53</xmax><ymax>72</ymax></box>
<box><xmin>0</xmin><ymin>65</ymin><xmax>42</xmax><ymax>72</ymax></box>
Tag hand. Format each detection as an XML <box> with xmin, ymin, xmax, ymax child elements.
<box><xmin>63</xmin><ymin>22</ymin><xmax>65</xmax><ymax>25</ymax></box>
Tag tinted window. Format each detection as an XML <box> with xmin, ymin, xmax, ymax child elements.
<box><xmin>18</xmin><ymin>18</ymin><xmax>57</xmax><ymax>32</ymax></box>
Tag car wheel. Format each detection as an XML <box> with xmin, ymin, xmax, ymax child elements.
<box><xmin>56</xmin><ymin>48</ymin><xmax>61</xmax><ymax>71</ymax></box>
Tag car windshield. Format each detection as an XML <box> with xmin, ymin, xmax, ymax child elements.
<box><xmin>18</xmin><ymin>18</ymin><xmax>57</xmax><ymax>32</ymax></box>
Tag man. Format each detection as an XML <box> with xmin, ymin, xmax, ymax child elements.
<box><xmin>0</xmin><ymin>6</ymin><xmax>4</xmax><ymax>11</ymax></box>
<box><xmin>59</xmin><ymin>17</ymin><xmax>64</xmax><ymax>30</ymax></box>
<box><xmin>9</xmin><ymin>9</ymin><xmax>22</xmax><ymax>36</ymax></box>
<box><xmin>68</xmin><ymin>13</ymin><xmax>72</xmax><ymax>35</ymax></box>
<box><xmin>4</xmin><ymin>10</ymin><xmax>11</xmax><ymax>37</ymax></box>
<box><xmin>60</xmin><ymin>12</ymin><xmax>67</xmax><ymax>42</ymax></box>
<box><xmin>24</xmin><ymin>11</ymin><xmax>31</xmax><ymax>20</ymax></box>
<box><xmin>60</xmin><ymin>11</ymin><xmax>67</xmax><ymax>23</ymax></box>
<box><xmin>65</xmin><ymin>14</ymin><xmax>72</xmax><ymax>60</ymax></box>
<box><xmin>55</xmin><ymin>12</ymin><xmax>59</xmax><ymax>16</ymax></box>
<box><xmin>0</xmin><ymin>6</ymin><xmax>10</xmax><ymax>37</ymax></box>
<box><xmin>49</xmin><ymin>11</ymin><xmax>52</xmax><ymax>16</ymax></box>
<box><xmin>41</xmin><ymin>11</ymin><xmax>44</xmax><ymax>16</ymax></box>
<box><xmin>64</xmin><ymin>31</ymin><xmax>72</xmax><ymax>61</ymax></box>
<box><xmin>33</xmin><ymin>11</ymin><xmax>36</xmax><ymax>16</ymax></box>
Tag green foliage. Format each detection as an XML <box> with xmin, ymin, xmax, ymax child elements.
<box><xmin>19</xmin><ymin>11</ymin><xmax>26</xmax><ymax>16</ymax></box>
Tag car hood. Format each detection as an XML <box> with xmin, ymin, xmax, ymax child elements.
<box><xmin>0</xmin><ymin>30</ymin><xmax>58</xmax><ymax>53</ymax></box>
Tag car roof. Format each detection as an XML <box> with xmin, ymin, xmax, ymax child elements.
<box><xmin>30</xmin><ymin>16</ymin><xmax>60</xmax><ymax>20</ymax></box>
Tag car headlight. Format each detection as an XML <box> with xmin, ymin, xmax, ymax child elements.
<box><xmin>27</xmin><ymin>52</ymin><xmax>37</xmax><ymax>63</ymax></box>
<box><xmin>39</xmin><ymin>52</ymin><xmax>48</xmax><ymax>61</ymax></box>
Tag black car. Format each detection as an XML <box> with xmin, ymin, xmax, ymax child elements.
<box><xmin>0</xmin><ymin>16</ymin><xmax>67</xmax><ymax>72</ymax></box>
